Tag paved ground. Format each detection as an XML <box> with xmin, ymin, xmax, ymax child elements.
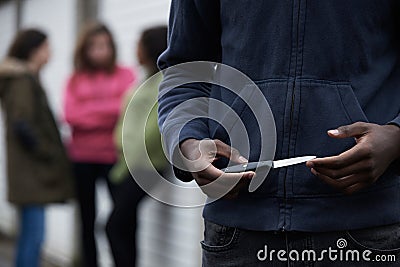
<box><xmin>0</xmin><ymin>233</ymin><xmax>14</xmax><ymax>267</ymax></box>
<box><xmin>0</xmin><ymin>180</ymin><xmax>203</xmax><ymax>267</ymax></box>
<box><xmin>0</xmin><ymin>233</ymin><xmax>60</xmax><ymax>267</ymax></box>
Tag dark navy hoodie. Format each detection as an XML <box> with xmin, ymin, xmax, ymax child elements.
<box><xmin>158</xmin><ymin>0</ymin><xmax>400</xmax><ymax>231</ymax></box>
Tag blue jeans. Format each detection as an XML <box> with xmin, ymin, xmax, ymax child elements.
<box><xmin>202</xmin><ymin>220</ymin><xmax>400</xmax><ymax>267</ymax></box>
<box><xmin>15</xmin><ymin>206</ymin><xmax>45</xmax><ymax>267</ymax></box>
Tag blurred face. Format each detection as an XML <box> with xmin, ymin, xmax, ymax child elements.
<box><xmin>30</xmin><ymin>40</ymin><xmax>51</xmax><ymax>69</ymax></box>
<box><xmin>87</xmin><ymin>32</ymin><xmax>113</xmax><ymax>69</ymax></box>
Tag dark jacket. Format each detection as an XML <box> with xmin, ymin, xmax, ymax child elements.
<box><xmin>158</xmin><ymin>0</ymin><xmax>400</xmax><ymax>231</ymax></box>
<box><xmin>0</xmin><ymin>58</ymin><xmax>74</xmax><ymax>205</ymax></box>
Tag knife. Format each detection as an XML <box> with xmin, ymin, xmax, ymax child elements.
<box><xmin>221</xmin><ymin>156</ymin><xmax>316</xmax><ymax>173</ymax></box>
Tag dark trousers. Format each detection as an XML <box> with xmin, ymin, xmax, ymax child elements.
<box><xmin>106</xmin><ymin>174</ymin><xmax>147</xmax><ymax>267</ymax></box>
<box><xmin>202</xmin><ymin>220</ymin><xmax>400</xmax><ymax>267</ymax></box>
<box><xmin>74</xmin><ymin>162</ymin><xmax>115</xmax><ymax>267</ymax></box>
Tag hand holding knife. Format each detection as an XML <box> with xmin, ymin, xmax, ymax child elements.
<box><xmin>222</xmin><ymin>156</ymin><xmax>316</xmax><ymax>173</ymax></box>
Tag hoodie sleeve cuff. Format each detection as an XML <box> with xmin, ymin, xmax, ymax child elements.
<box><xmin>388</xmin><ymin>113</ymin><xmax>400</xmax><ymax>128</ymax></box>
<box><xmin>163</xmin><ymin>119</ymin><xmax>210</xmax><ymax>182</ymax></box>
<box><xmin>387</xmin><ymin>114</ymin><xmax>400</xmax><ymax>173</ymax></box>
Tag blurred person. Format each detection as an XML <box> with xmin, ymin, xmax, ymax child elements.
<box><xmin>0</xmin><ymin>29</ymin><xmax>73</xmax><ymax>267</ymax></box>
<box><xmin>106</xmin><ymin>25</ymin><xmax>169</xmax><ymax>267</ymax></box>
<box><xmin>63</xmin><ymin>22</ymin><xmax>136</xmax><ymax>267</ymax></box>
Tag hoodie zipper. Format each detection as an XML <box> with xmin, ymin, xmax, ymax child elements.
<box><xmin>282</xmin><ymin>0</ymin><xmax>305</xmax><ymax>232</ymax></box>
<box><xmin>282</xmin><ymin>80</ymin><xmax>296</xmax><ymax>232</ymax></box>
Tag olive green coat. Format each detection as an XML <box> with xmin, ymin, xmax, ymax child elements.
<box><xmin>110</xmin><ymin>73</ymin><xmax>168</xmax><ymax>183</ymax></box>
<box><xmin>0</xmin><ymin>58</ymin><xmax>74</xmax><ymax>205</ymax></box>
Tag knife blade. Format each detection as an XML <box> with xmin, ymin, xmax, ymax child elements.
<box><xmin>221</xmin><ymin>156</ymin><xmax>316</xmax><ymax>173</ymax></box>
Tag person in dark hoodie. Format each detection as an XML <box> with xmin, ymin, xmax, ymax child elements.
<box><xmin>0</xmin><ymin>29</ymin><xmax>73</xmax><ymax>267</ymax></box>
<box><xmin>158</xmin><ymin>1</ymin><xmax>400</xmax><ymax>266</ymax></box>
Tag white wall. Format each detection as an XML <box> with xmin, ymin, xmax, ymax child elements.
<box><xmin>21</xmin><ymin>0</ymin><xmax>76</xmax><ymax>117</ymax></box>
<box><xmin>20</xmin><ymin>0</ymin><xmax>78</xmax><ymax>264</ymax></box>
<box><xmin>100</xmin><ymin>0</ymin><xmax>171</xmax><ymax>71</ymax></box>
<box><xmin>0</xmin><ymin>0</ymin><xmax>18</xmax><ymax>236</ymax></box>
<box><xmin>0</xmin><ymin>0</ymin><xmax>78</xmax><ymax>265</ymax></box>
<box><xmin>99</xmin><ymin>1</ymin><xmax>203</xmax><ymax>267</ymax></box>
<box><xmin>0</xmin><ymin>2</ymin><xmax>16</xmax><ymax>59</ymax></box>
<box><xmin>0</xmin><ymin>0</ymin><xmax>203</xmax><ymax>266</ymax></box>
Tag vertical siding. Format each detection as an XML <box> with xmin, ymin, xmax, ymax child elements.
<box><xmin>18</xmin><ymin>0</ymin><xmax>77</xmax><ymax>265</ymax></box>
<box><xmin>21</xmin><ymin>0</ymin><xmax>76</xmax><ymax>117</ymax></box>
<box><xmin>0</xmin><ymin>0</ymin><xmax>204</xmax><ymax>266</ymax></box>
<box><xmin>99</xmin><ymin>1</ymin><xmax>204</xmax><ymax>266</ymax></box>
<box><xmin>0</xmin><ymin>0</ymin><xmax>78</xmax><ymax>264</ymax></box>
<box><xmin>0</xmin><ymin>2</ymin><xmax>16</xmax><ymax>59</ymax></box>
<box><xmin>99</xmin><ymin>0</ymin><xmax>171</xmax><ymax>68</ymax></box>
<box><xmin>137</xmin><ymin>181</ymin><xmax>203</xmax><ymax>267</ymax></box>
<box><xmin>0</xmin><ymin>0</ymin><xmax>18</xmax><ymax>236</ymax></box>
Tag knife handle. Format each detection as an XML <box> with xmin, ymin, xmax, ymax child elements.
<box><xmin>222</xmin><ymin>162</ymin><xmax>264</xmax><ymax>173</ymax></box>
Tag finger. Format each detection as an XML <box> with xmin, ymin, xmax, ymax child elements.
<box><xmin>312</xmin><ymin>158</ymin><xmax>373</xmax><ymax>179</ymax></box>
<box><xmin>195</xmin><ymin>163</ymin><xmax>226</xmax><ymax>182</ymax></box>
<box><xmin>311</xmin><ymin>168</ymin><xmax>361</xmax><ymax>190</ymax></box>
<box><xmin>311</xmin><ymin>168</ymin><xmax>337</xmax><ymax>188</ymax></box>
<box><xmin>223</xmin><ymin>192</ymin><xmax>239</xmax><ymax>200</ymax></box>
<box><xmin>335</xmin><ymin>174</ymin><xmax>366</xmax><ymax>189</ymax></box>
<box><xmin>214</xmin><ymin>139</ymin><xmax>248</xmax><ymax>164</ymax></box>
<box><xmin>311</xmin><ymin>168</ymin><xmax>372</xmax><ymax>193</ymax></box>
<box><xmin>197</xmin><ymin>171</ymin><xmax>254</xmax><ymax>199</ymax></box>
<box><xmin>336</xmin><ymin>171</ymin><xmax>376</xmax><ymax>190</ymax></box>
<box><xmin>343</xmin><ymin>182</ymin><xmax>369</xmax><ymax>195</ymax></box>
<box><xmin>212</xmin><ymin>171</ymin><xmax>254</xmax><ymax>186</ymax></box>
<box><xmin>327</xmin><ymin>122</ymin><xmax>369</xmax><ymax>139</ymax></box>
<box><xmin>223</xmin><ymin>179</ymin><xmax>250</xmax><ymax>200</ymax></box>
<box><xmin>307</xmin><ymin>144</ymin><xmax>369</xmax><ymax>169</ymax></box>
<box><xmin>195</xmin><ymin>163</ymin><xmax>254</xmax><ymax>184</ymax></box>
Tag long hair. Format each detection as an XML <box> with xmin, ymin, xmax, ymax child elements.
<box><xmin>73</xmin><ymin>22</ymin><xmax>117</xmax><ymax>73</ymax></box>
<box><xmin>8</xmin><ymin>29</ymin><xmax>47</xmax><ymax>61</ymax></box>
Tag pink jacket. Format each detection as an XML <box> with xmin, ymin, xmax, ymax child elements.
<box><xmin>64</xmin><ymin>66</ymin><xmax>136</xmax><ymax>164</ymax></box>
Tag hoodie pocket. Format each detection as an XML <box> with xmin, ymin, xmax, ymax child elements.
<box><xmin>292</xmin><ymin>81</ymin><xmax>369</xmax><ymax>196</ymax></box>
<box><xmin>209</xmin><ymin>80</ymin><xmax>287</xmax><ymax>195</ymax></box>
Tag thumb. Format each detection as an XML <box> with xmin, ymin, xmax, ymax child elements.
<box><xmin>327</xmin><ymin>122</ymin><xmax>369</xmax><ymax>139</ymax></box>
<box><xmin>214</xmin><ymin>140</ymin><xmax>248</xmax><ymax>164</ymax></box>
